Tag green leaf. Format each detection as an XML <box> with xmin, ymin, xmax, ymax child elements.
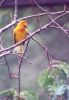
<box><xmin>38</xmin><ymin>69</ymin><xmax>54</xmax><ymax>90</ymax></box>
<box><xmin>57</xmin><ymin>62</ymin><xmax>69</xmax><ymax>77</ymax></box>
<box><xmin>50</xmin><ymin>67</ymin><xmax>67</xmax><ymax>81</ymax></box>
<box><xmin>0</xmin><ymin>89</ymin><xmax>17</xmax><ymax>100</ymax></box>
<box><xmin>38</xmin><ymin>66</ymin><xmax>67</xmax><ymax>93</ymax></box>
<box><xmin>0</xmin><ymin>89</ymin><xmax>16</xmax><ymax>97</ymax></box>
<box><xmin>20</xmin><ymin>91</ymin><xmax>38</xmax><ymax>100</ymax></box>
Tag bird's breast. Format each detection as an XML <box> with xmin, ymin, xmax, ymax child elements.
<box><xmin>15</xmin><ymin>30</ymin><xmax>27</xmax><ymax>42</ymax></box>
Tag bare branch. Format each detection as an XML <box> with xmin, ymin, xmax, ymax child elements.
<box><xmin>18</xmin><ymin>39</ymin><xmax>30</xmax><ymax>94</ymax></box>
<box><xmin>64</xmin><ymin>4</ymin><xmax>67</xmax><ymax>11</ymax></box>
<box><xmin>4</xmin><ymin>56</ymin><xmax>12</xmax><ymax>79</ymax></box>
<box><xmin>0</xmin><ymin>10</ymin><xmax>69</xmax><ymax>34</ymax></box>
<box><xmin>32</xmin><ymin>0</ymin><xmax>69</xmax><ymax>35</ymax></box>
<box><xmin>31</xmin><ymin>37</ymin><xmax>52</xmax><ymax>68</ymax></box>
<box><xmin>0</xmin><ymin>11</ymin><xmax>67</xmax><ymax>55</ymax></box>
<box><xmin>14</xmin><ymin>0</ymin><xmax>18</xmax><ymax>21</ymax></box>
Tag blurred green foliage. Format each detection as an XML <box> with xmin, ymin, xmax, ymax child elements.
<box><xmin>38</xmin><ymin>61</ymin><xmax>69</xmax><ymax>97</ymax></box>
<box><xmin>0</xmin><ymin>89</ymin><xmax>38</xmax><ymax>100</ymax></box>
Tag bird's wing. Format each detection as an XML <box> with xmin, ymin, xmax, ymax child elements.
<box><xmin>14</xmin><ymin>33</ymin><xmax>17</xmax><ymax>44</ymax></box>
<box><xmin>13</xmin><ymin>29</ymin><xmax>17</xmax><ymax>44</ymax></box>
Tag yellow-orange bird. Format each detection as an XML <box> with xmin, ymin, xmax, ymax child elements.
<box><xmin>13</xmin><ymin>20</ymin><xmax>28</xmax><ymax>53</ymax></box>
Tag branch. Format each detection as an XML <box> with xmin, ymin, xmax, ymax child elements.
<box><xmin>32</xmin><ymin>0</ymin><xmax>69</xmax><ymax>35</ymax></box>
<box><xmin>14</xmin><ymin>0</ymin><xmax>18</xmax><ymax>21</ymax></box>
<box><xmin>0</xmin><ymin>10</ymin><xmax>69</xmax><ymax>34</ymax></box>
<box><xmin>0</xmin><ymin>45</ymin><xmax>11</xmax><ymax>79</ymax></box>
<box><xmin>18</xmin><ymin>39</ymin><xmax>30</xmax><ymax>94</ymax></box>
<box><xmin>0</xmin><ymin>11</ymin><xmax>68</xmax><ymax>54</ymax></box>
<box><xmin>31</xmin><ymin>37</ymin><xmax>51</xmax><ymax>68</ymax></box>
<box><xmin>4</xmin><ymin>55</ymin><xmax>12</xmax><ymax>79</ymax></box>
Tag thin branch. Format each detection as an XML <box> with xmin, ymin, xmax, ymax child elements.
<box><xmin>18</xmin><ymin>39</ymin><xmax>30</xmax><ymax>94</ymax></box>
<box><xmin>64</xmin><ymin>4</ymin><xmax>67</xmax><ymax>11</ymax></box>
<box><xmin>31</xmin><ymin>38</ymin><xmax>52</xmax><ymax>68</ymax></box>
<box><xmin>4</xmin><ymin>55</ymin><xmax>12</xmax><ymax>79</ymax></box>
<box><xmin>0</xmin><ymin>12</ymin><xmax>68</xmax><ymax>54</ymax></box>
<box><xmin>29</xmin><ymin>0</ymin><xmax>41</xmax><ymax>28</ymax></box>
<box><xmin>48</xmin><ymin>24</ymin><xmax>65</xmax><ymax>29</ymax></box>
<box><xmin>0</xmin><ymin>13</ymin><xmax>46</xmax><ymax>34</ymax></box>
<box><xmin>14</xmin><ymin>0</ymin><xmax>18</xmax><ymax>21</ymax></box>
<box><xmin>0</xmin><ymin>41</ymin><xmax>66</xmax><ymax>64</ymax></box>
<box><xmin>9</xmin><ymin>52</ymin><xmax>32</xmax><ymax>64</ymax></box>
<box><xmin>0</xmin><ymin>46</ymin><xmax>11</xmax><ymax>79</ymax></box>
<box><xmin>29</xmin><ymin>0</ymin><xmax>52</xmax><ymax>68</ymax></box>
<box><xmin>0</xmin><ymin>10</ymin><xmax>69</xmax><ymax>34</ymax></box>
<box><xmin>32</xmin><ymin>0</ymin><xmax>69</xmax><ymax>35</ymax></box>
<box><xmin>29</xmin><ymin>0</ymin><xmax>47</xmax><ymax>50</ymax></box>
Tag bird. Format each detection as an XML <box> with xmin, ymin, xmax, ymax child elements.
<box><xmin>13</xmin><ymin>20</ymin><xmax>28</xmax><ymax>54</ymax></box>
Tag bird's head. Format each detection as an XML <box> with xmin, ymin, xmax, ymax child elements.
<box><xmin>17</xmin><ymin>20</ymin><xmax>28</xmax><ymax>28</ymax></box>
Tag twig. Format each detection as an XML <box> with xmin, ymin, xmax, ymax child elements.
<box><xmin>9</xmin><ymin>52</ymin><xmax>32</xmax><ymax>64</ymax></box>
<box><xmin>0</xmin><ymin>13</ymin><xmax>46</xmax><ymax>34</ymax></box>
<box><xmin>18</xmin><ymin>39</ymin><xmax>30</xmax><ymax>94</ymax></box>
<box><xmin>31</xmin><ymin>38</ymin><xmax>51</xmax><ymax>68</ymax></box>
<box><xmin>0</xmin><ymin>46</ymin><xmax>11</xmax><ymax>79</ymax></box>
<box><xmin>29</xmin><ymin>0</ymin><xmax>46</xmax><ymax>44</ymax></box>
<box><xmin>14</xmin><ymin>0</ymin><xmax>18</xmax><ymax>21</ymax></box>
<box><xmin>12</xmin><ymin>53</ymin><xmax>32</xmax><ymax>64</ymax></box>
<box><xmin>0</xmin><ymin>51</ymin><xmax>32</xmax><ymax>64</ymax></box>
<box><xmin>0</xmin><ymin>10</ymin><xmax>69</xmax><ymax>34</ymax></box>
<box><xmin>32</xmin><ymin>0</ymin><xmax>69</xmax><ymax>35</ymax></box>
<box><xmin>4</xmin><ymin>55</ymin><xmax>12</xmax><ymax>79</ymax></box>
<box><xmin>0</xmin><ymin>43</ymin><xmax>66</xmax><ymax>64</ymax></box>
<box><xmin>64</xmin><ymin>4</ymin><xmax>67</xmax><ymax>11</ymax></box>
<box><xmin>0</xmin><ymin>11</ymin><xmax>68</xmax><ymax>54</ymax></box>
<box><xmin>29</xmin><ymin>0</ymin><xmax>42</xmax><ymax>29</ymax></box>
<box><xmin>48</xmin><ymin>24</ymin><xmax>65</xmax><ymax>29</ymax></box>
<box><xmin>30</xmin><ymin>0</ymin><xmax>52</xmax><ymax>68</ymax></box>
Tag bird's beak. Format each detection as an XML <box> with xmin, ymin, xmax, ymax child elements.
<box><xmin>24</xmin><ymin>25</ymin><xmax>27</xmax><ymax>28</ymax></box>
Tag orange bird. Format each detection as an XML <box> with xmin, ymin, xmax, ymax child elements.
<box><xmin>13</xmin><ymin>20</ymin><xmax>28</xmax><ymax>54</ymax></box>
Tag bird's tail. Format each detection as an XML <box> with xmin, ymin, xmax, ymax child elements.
<box><xmin>13</xmin><ymin>44</ymin><xmax>24</xmax><ymax>54</ymax></box>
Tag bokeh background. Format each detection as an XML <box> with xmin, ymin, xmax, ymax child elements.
<box><xmin>0</xmin><ymin>2</ymin><xmax>69</xmax><ymax>100</ymax></box>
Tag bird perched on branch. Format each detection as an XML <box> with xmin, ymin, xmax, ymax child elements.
<box><xmin>13</xmin><ymin>20</ymin><xmax>28</xmax><ymax>54</ymax></box>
